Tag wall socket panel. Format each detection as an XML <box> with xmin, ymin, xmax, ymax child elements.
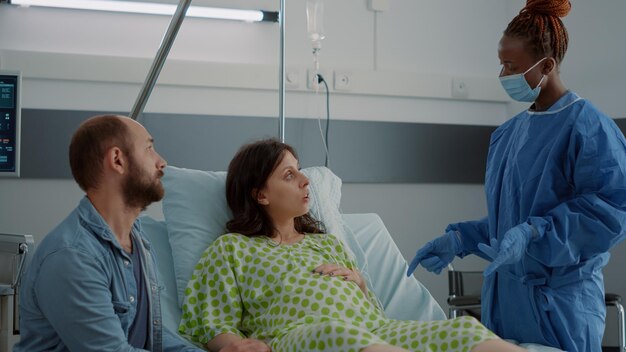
<box><xmin>285</xmin><ymin>69</ymin><xmax>300</xmax><ymax>88</ymax></box>
<box><xmin>333</xmin><ymin>70</ymin><xmax>352</xmax><ymax>91</ymax></box>
<box><xmin>307</xmin><ymin>69</ymin><xmax>331</xmax><ymax>90</ymax></box>
<box><xmin>451</xmin><ymin>77</ymin><xmax>469</xmax><ymax>99</ymax></box>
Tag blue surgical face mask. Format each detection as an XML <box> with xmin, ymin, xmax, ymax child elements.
<box><xmin>499</xmin><ymin>57</ymin><xmax>547</xmax><ymax>102</ymax></box>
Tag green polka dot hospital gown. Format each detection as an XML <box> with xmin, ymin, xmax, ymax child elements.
<box><xmin>180</xmin><ymin>233</ymin><xmax>498</xmax><ymax>351</ymax></box>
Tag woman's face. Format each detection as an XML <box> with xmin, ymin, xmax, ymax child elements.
<box><xmin>257</xmin><ymin>151</ymin><xmax>310</xmax><ymax>222</ymax></box>
<box><xmin>498</xmin><ymin>35</ymin><xmax>545</xmax><ymax>88</ymax></box>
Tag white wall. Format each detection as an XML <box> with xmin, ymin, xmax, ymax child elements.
<box><xmin>0</xmin><ymin>0</ymin><xmax>512</xmax><ymax>124</ymax></box>
<box><xmin>1</xmin><ymin>0</ymin><xmax>626</xmax><ymax>345</ymax></box>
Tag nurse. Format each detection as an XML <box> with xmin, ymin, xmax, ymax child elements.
<box><xmin>407</xmin><ymin>1</ymin><xmax>626</xmax><ymax>351</ymax></box>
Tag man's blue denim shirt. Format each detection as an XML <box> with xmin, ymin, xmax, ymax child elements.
<box><xmin>14</xmin><ymin>197</ymin><xmax>202</xmax><ymax>352</ymax></box>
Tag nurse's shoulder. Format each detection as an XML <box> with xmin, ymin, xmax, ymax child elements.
<box><xmin>570</xmin><ymin>97</ymin><xmax>626</xmax><ymax>145</ymax></box>
<box><xmin>489</xmin><ymin>110</ymin><xmax>527</xmax><ymax>146</ymax></box>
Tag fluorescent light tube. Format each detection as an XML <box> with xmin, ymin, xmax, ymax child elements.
<box><xmin>10</xmin><ymin>0</ymin><xmax>269</xmax><ymax>22</ymax></box>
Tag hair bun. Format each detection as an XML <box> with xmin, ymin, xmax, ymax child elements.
<box><xmin>523</xmin><ymin>0</ymin><xmax>571</xmax><ymax>18</ymax></box>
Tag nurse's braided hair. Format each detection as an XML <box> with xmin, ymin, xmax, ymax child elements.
<box><xmin>504</xmin><ymin>0</ymin><xmax>571</xmax><ymax>66</ymax></box>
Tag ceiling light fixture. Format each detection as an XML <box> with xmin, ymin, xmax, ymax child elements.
<box><xmin>8</xmin><ymin>0</ymin><xmax>278</xmax><ymax>22</ymax></box>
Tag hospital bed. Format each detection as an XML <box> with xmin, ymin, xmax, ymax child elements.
<box><xmin>140</xmin><ymin>165</ymin><xmax>564</xmax><ymax>351</ymax></box>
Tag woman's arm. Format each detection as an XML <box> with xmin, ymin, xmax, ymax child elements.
<box><xmin>319</xmin><ymin>234</ymin><xmax>384</xmax><ymax>310</ymax></box>
<box><xmin>179</xmin><ymin>237</ymin><xmax>246</xmax><ymax>346</ymax></box>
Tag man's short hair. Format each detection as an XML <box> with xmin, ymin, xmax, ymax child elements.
<box><xmin>69</xmin><ymin>115</ymin><xmax>132</xmax><ymax>191</ymax></box>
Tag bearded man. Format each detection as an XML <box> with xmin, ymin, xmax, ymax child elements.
<box><xmin>14</xmin><ymin>115</ymin><xmax>203</xmax><ymax>352</ymax></box>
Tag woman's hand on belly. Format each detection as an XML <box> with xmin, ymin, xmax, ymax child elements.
<box><xmin>211</xmin><ymin>336</ymin><xmax>271</xmax><ymax>352</ymax></box>
<box><xmin>312</xmin><ymin>263</ymin><xmax>368</xmax><ymax>295</ymax></box>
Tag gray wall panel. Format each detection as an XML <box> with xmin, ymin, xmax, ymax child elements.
<box><xmin>19</xmin><ymin>109</ymin><xmax>497</xmax><ymax>183</ymax></box>
<box><xmin>141</xmin><ymin>113</ymin><xmax>278</xmax><ymax>172</ymax></box>
<box><xmin>322</xmin><ymin>121</ymin><xmax>492</xmax><ymax>183</ymax></box>
<box><xmin>14</xmin><ymin>108</ymin><xmax>552</xmax><ymax>183</ymax></box>
<box><xmin>21</xmin><ymin>109</ymin><xmax>103</xmax><ymax>178</ymax></box>
<box><xmin>143</xmin><ymin>113</ymin><xmax>495</xmax><ymax>183</ymax></box>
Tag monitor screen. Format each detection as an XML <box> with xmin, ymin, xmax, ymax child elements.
<box><xmin>0</xmin><ymin>72</ymin><xmax>20</xmax><ymax>177</ymax></box>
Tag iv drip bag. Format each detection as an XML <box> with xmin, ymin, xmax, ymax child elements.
<box><xmin>306</xmin><ymin>0</ymin><xmax>325</xmax><ymax>49</ymax></box>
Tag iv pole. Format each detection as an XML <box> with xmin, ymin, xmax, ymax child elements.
<box><xmin>278</xmin><ymin>0</ymin><xmax>286</xmax><ymax>142</ymax></box>
<box><xmin>129</xmin><ymin>0</ymin><xmax>287</xmax><ymax>143</ymax></box>
<box><xmin>129</xmin><ymin>0</ymin><xmax>192</xmax><ymax>120</ymax></box>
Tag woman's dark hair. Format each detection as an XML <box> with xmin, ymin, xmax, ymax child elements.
<box><xmin>225</xmin><ymin>138</ymin><xmax>324</xmax><ymax>238</ymax></box>
<box><xmin>504</xmin><ymin>0</ymin><xmax>571</xmax><ymax>66</ymax></box>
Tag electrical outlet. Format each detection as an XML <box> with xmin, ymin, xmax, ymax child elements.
<box><xmin>285</xmin><ymin>69</ymin><xmax>300</xmax><ymax>88</ymax></box>
<box><xmin>333</xmin><ymin>70</ymin><xmax>352</xmax><ymax>91</ymax></box>
<box><xmin>451</xmin><ymin>77</ymin><xmax>469</xmax><ymax>99</ymax></box>
<box><xmin>307</xmin><ymin>69</ymin><xmax>330</xmax><ymax>90</ymax></box>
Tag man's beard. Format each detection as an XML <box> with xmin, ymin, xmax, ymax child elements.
<box><xmin>122</xmin><ymin>157</ymin><xmax>164</xmax><ymax>211</ymax></box>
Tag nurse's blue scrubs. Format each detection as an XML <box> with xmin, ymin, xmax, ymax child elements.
<box><xmin>448</xmin><ymin>91</ymin><xmax>626</xmax><ymax>352</ymax></box>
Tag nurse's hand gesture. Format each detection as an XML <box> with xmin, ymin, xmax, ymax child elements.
<box><xmin>406</xmin><ymin>230</ymin><xmax>462</xmax><ymax>276</ymax></box>
<box><xmin>478</xmin><ymin>223</ymin><xmax>535</xmax><ymax>276</ymax></box>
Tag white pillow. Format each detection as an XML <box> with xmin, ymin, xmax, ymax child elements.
<box><xmin>161</xmin><ymin>165</ymin><xmax>357</xmax><ymax>306</ymax></box>
<box><xmin>161</xmin><ymin>167</ymin><xmax>229</xmax><ymax>306</ymax></box>
<box><xmin>343</xmin><ymin>213</ymin><xmax>446</xmax><ymax>321</ymax></box>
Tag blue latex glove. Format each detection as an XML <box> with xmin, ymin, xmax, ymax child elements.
<box><xmin>407</xmin><ymin>230</ymin><xmax>462</xmax><ymax>276</ymax></box>
<box><xmin>478</xmin><ymin>222</ymin><xmax>535</xmax><ymax>277</ymax></box>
